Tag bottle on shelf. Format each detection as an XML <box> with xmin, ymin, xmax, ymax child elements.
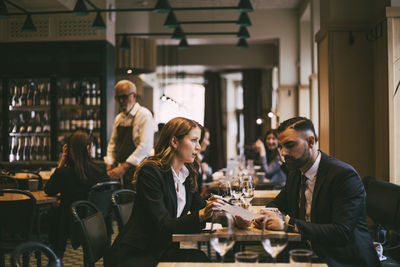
<box><xmin>45</xmin><ymin>82</ymin><xmax>51</xmax><ymax>106</ymax></box>
<box><xmin>64</xmin><ymin>82</ymin><xmax>70</xmax><ymax>105</ymax></box>
<box><xmin>16</xmin><ymin>137</ymin><xmax>23</xmax><ymax>161</ymax></box>
<box><xmin>43</xmin><ymin>136</ymin><xmax>50</xmax><ymax>161</ymax></box>
<box><xmin>11</xmin><ymin>85</ymin><xmax>19</xmax><ymax>107</ymax></box>
<box><xmin>9</xmin><ymin>137</ymin><xmax>17</xmax><ymax>162</ymax></box>
<box><xmin>19</xmin><ymin>84</ymin><xmax>27</xmax><ymax>107</ymax></box>
<box><xmin>96</xmin><ymin>83</ymin><xmax>101</xmax><ymax>106</ymax></box>
<box><xmin>90</xmin><ymin>138</ymin><xmax>96</xmax><ymax>159</ymax></box>
<box><xmin>30</xmin><ymin>136</ymin><xmax>37</xmax><ymax>161</ymax></box>
<box><xmin>18</xmin><ymin>113</ymin><xmax>26</xmax><ymax>133</ymax></box>
<box><xmin>33</xmin><ymin>83</ymin><xmax>40</xmax><ymax>106</ymax></box>
<box><xmin>26</xmin><ymin>82</ymin><xmax>34</xmax><ymax>106</ymax></box>
<box><xmin>23</xmin><ymin>137</ymin><xmax>31</xmax><ymax>161</ymax></box>
<box><xmin>35</xmin><ymin>112</ymin><xmax>42</xmax><ymax>133</ymax></box>
<box><xmin>91</xmin><ymin>82</ymin><xmax>97</xmax><ymax>106</ymax></box>
<box><xmin>70</xmin><ymin>81</ymin><xmax>77</xmax><ymax>105</ymax></box>
<box><xmin>96</xmin><ymin>136</ymin><xmax>101</xmax><ymax>159</ymax></box>
<box><xmin>39</xmin><ymin>83</ymin><xmax>46</xmax><ymax>106</ymax></box>
<box><xmin>84</xmin><ymin>82</ymin><xmax>91</xmax><ymax>106</ymax></box>
<box><xmin>59</xmin><ymin>113</ymin><xmax>65</xmax><ymax>131</ymax></box>
<box><xmin>43</xmin><ymin>112</ymin><xmax>51</xmax><ymax>133</ymax></box>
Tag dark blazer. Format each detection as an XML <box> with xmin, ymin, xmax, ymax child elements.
<box><xmin>268</xmin><ymin>151</ymin><xmax>380</xmax><ymax>267</ymax></box>
<box><xmin>106</xmin><ymin>163</ymin><xmax>206</xmax><ymax>266</ymax></box>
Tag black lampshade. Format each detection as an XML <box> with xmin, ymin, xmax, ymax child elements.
<box><xmin>0</xmin><ymin>0</ymin><xmax>9</xmax><ymax>19</ymax></box>
<box><xmin>237</xmin><ymin>12</ymin><xmax>251</xmax><ymax>27</ymax></box>
<box><xmin>163</xmin><ymin>11</ymin><xmax>179</xmax><ymax>28</ymax></box>
<box><xmin>22</xmin><ymin>14</ymin><xmax>36</xmax><ymax>32</ymax></box>
<box><xmin>236</xmin><ymin>38</ymin><xmax>248</xmax><ymax>49</ymax></box>
<box><xmin>178</xmin><ymin>38</ymin><xmax>189</xmax><ymax>49</ymax></box>
<box><xmin>171</xmin><ymin>27</ymin><xmax>185</xmax><ymax>40</ymax></box>
<box><xmin>73</xmin><ymin>0</ymin><xmax>88</xmax><ymax>16</ymax></box>
<box><xmin>154</xmin><ymin>0</ymin><xmax>170</xmax><ymax>13</ymax></box>
<box><xmin>237</xmin><ymin>0</ymin><xmax>254</xmax><ymax>12</ymax></box>
<box><xmin>92</xmin><ymin>11</ymin><xmax>106</xmax><ymax>29</ymax></box>
<box><xmin>237</xmin><ymin>27</ymin><xmax>250</xmax><ymax>39</ymax></box>
<box><xmin>120</xmin><ymin>35</ymin><xmax>130</xmax><ymax>50</ymax></box>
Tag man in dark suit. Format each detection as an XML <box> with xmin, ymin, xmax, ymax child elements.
<box><xmin>259</xmin><ymin>117</ymin><xmax>380</xmax><ymax>267</ymax></box>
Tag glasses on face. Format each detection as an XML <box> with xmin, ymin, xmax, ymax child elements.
<box><xmin>114</xmin><ymin>92</ymin><xmax>134</xmax><ymax>100</ymax></box>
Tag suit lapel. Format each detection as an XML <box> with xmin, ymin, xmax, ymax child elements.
<box><xmin>182</xmin><ymin>179</ymin><xmax>192</xmax><ymax>216</ymax></box>
<box><xmin>310</xmin><ymin>151</ymin><xmax>329</xmax><ymax>221</ymax></box>
<box><xmin>165</xmin><ymin>169</ymin><xmax>178</xmax><ymax>218</ymax></box>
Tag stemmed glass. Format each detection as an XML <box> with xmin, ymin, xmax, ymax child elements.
<box><xmin>210</xmin><ymin>210</ymin><xmax>236</xmax><ymax>262</ymax></box>
<box><xmin>260</xmin><ymin>213</ymin><xmax>289</xmax><ymax>264</ymax></box>
<box><xmin>241</xmin><ymin>175</ymin><xmax>254</xmax><ymax>208</ymax></box>
<box><xmin>218</xmin><ymin>180</ymin><xmax>232</xmax><ymax>202</ymax></box>
<box><xmin>230</xmin><ymin>175</ymin><xmax>242</xmax><ymax>204</ymax></box>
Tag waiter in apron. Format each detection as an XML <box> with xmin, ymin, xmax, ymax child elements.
<box><xmin>104</xmin><ymin>80</ymin><xmax>154</xmax><ymax>189</ymax></box>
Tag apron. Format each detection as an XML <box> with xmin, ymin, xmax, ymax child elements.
<box><xmin>115</xmin><ymin>124</ymin><xmax>137</xmax><ymax>189</ymax></box>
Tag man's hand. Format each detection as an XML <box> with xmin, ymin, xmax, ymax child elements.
<box><xmin>234</xmin><ymin>216</ymin><xmax>252</xmax><ymax>229</ymax></box>
<box><xmin>107</xmin><ymin>162</ymin><xmax>131</xmax><ymax>181</ymax></box>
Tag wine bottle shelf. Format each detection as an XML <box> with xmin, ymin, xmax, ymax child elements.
<box><xmin>10</xmin><ymin>133</ymin><xmax>51</xmax><ymax>137</ymax></box>
<box><xmin>58</xmin><ymin>130</ymin><xmax>100</xmax><ymax>136</ymax></box>
<box><xmin>9</xmin><ymin>106</ymin><xmax>51</xmax><ymax>112</ymax></box>
<box><xmin>59</xmin><ymin>105</ymin><xmax>101</xmax><ymax>110</ymax></box>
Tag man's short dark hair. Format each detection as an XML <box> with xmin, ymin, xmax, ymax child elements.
<box><xmin>277</xmin><ymin>117</ymin><xmax>318</xmax><ymax>142</ymax></box>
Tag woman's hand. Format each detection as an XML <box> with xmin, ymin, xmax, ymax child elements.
<box><xmin>255</xmin><ymin>139</ymin><xmax>266</xmax><ymax>157</ymax></box>
<box><xmin>198</xmin><ymin>194</ymin><xmax>224</xmax><ymax>221</ymax></box>
<box><xmin>57</xmin><ymin>144</ymin><xmax>68</xmax><ymax>168</ymax></box>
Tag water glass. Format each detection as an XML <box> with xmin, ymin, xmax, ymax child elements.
<box><xmin>289</xmin><ymin>249</ymin><xmax>313</xmax><ymax>266</ymax></box>
<box><xmin>235</xmin><ymin>251</ymin><xmax>258</xmax><ymax>263</ymax></box>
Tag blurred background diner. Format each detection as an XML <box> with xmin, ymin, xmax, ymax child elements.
<box><xmin>1</xmin><ymin>0</ymin><xmax>400</xmax><ymax>266</ymax></box>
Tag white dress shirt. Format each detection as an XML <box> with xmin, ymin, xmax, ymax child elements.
<box><xmin>104</xmin><ymin>102</ymin><xmax>154</xmax><ymax>167</ymax></box>
<box><xmin>171</xmin><ymin>165</ymin><xmax>189</xmax><ymax>218</ymax></box>
<box><xmin>302</xmin><ymin>151</ymin><xmax>321</xmax><ymax>222</ymax></box>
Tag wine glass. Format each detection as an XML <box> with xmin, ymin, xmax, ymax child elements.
<box><xmin>241</xmin><ymin>175</ymin><xmax>254</xmax><ymax>208</ymax></box>
<box><xmin>218</xmin><ymin>180</ymin><xmax>232</xmax><ymax>202</ymax></box>
<box><xmin>260</xmin><ymin>213</ymin><xmax>288</xmax><ymax>264</ymax></box>
<box><xmin>230</xmin><ymin>175</ymin><xmax>242</xmax><ymax>204</ymax></box>
<box><xmin>210</xmin><ymin>210</ymin><xmax>236</xmax><ymax>262</ymax></box>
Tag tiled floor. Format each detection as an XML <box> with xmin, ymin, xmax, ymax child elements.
<box><xmin>4</xmin><ymin>221</ymin><xmax>271</xmax><ymax>266</ymax></box>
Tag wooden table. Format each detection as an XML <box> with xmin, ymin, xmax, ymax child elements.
<box><xmin>158</xmin><ymin>263</ymin><xmax>326</xmax><ymax>267</ymax></box>
<box><xmin>0</xmin><ymin>190</ymin><xmax>57</xmax><ymax>205</ymax></box>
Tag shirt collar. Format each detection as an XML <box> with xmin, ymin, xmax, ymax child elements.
<box><xmin>127</xmin><ymin>102</ymin><xmax>140</xmax><ymax>116</ymax></box>
<box><xmin>171</xmin><ymin>165</ymin><xmax>189</xmax><ymax>184</ymax></box>
<box><xmin>303</xmin><ymin>151</ymin><xmax>321</xmax><ymax>181</ymax></box>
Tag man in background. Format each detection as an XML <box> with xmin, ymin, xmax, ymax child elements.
<box><xmin>104</xmin><ymin>80</ymin><xmax>154</xmax><ymax>188</ymax></box>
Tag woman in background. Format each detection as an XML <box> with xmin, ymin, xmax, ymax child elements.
<box><xmin>45</xmin><ymin>131</ymin><xmax>109</xmax><ymax>258</ymax></box>
<box><xmin>255</xmin><ymin>129</ymin><xmax>287</xmax><ymax>188</ymax></box>
<box><xmin>106</xmin><ymin>117</ymin><xmax>221</xmax><ymax>267</ymax></box>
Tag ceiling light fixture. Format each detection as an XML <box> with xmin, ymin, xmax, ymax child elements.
<box><xmin>237</xmin><ymin>26</ymin><xmax>250</xmax><ymax>38</ymax></box>
<box><xmin>73</xmin><ymin>0</ymin><xmax>88</xmax><ymax>16</ymax></box>
<box><xmin>171</xmin><ymin>27</ymin><xmax>185</xmax><ymax>40</ymax></box>
<box><xmin>22</xmin><ymin>14</ymin><xmax>36</xmax><ymax>32</ymax></box>
<box><xmin>163</xmin><ymin>10</ymin><xmax>179</xmax><ymax>28</ymax></box>
<box><xmin>0</xmin><ymin>0</ymin><xmax>9</xmax><ymax>19</ymax></box>
<box><xmin>92</xmin><ymin>11</ymin><xmax>106</xmax><ymax>29</ymax></box>
<box><xmin>120</xmin><ymin>34</ymin><xmax>130</xmax><ymax>50</ymax></box>
<box><xmin>153</xmin><ymin>0</ymin><xmax>170</xmax><ymax>13</ymax></box>
<box><xmin>178</xmin><ymin>38</ymin><xmax>189</xmax><ymax>49</ymax></box>
<box><xmin>236</xmin><ymin>38</ymin><xmax>248</xmax><ymax>49</ymax></box>
<box><xmin>237</xmin><ymin>0</ymin><xmax>253</xmax><ymax>13</ymax></box>
<box><xmin>237</xmin><ymin>12</ymin><xmax>251</xmax><ymax>27</ymax></box>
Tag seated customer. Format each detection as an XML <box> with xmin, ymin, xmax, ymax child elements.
<box><xmin>44</xmin><ymin>131</ymin><xmax>109</xmax><ymax>258</ymax></box>
<box><xmin>254</xmin><ymin>117</ymin><xmax>380</xmax><ymax>266</ymax></box>
<box><xmin>255</xmin><ymin>129</ymin><xmax>287</xmax><ymax>188</ymax></box>
<box><xmin>106</xmin><ymin>117</ymin><xmax>221</xmax><ymax>267</ymax></box>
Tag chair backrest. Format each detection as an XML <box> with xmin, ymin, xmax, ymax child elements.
<box><xmin>12</xmin><ymin>241</ymin><xmax>63</xmax><ymax>267</ymax></box>
<box><xmin>71</xmin><ymin>200</ymin><xmax>108</xmax><ymax>266</ymax></box>
<box><xmin>363</xmin><ymin>176</ymin><xmax>400</xmax><ymax>231</ymax></box>
<box><xmin>111</xmin><ymin>189</ymin><xmax>136</xmax><ymax>231</ymax></box>
<box><xmin>88</xmin><ymin>181</ymin><xmax>121</xmax><ymax>219</ymax></box>
<box><xmin>0</xmin><ymin>189</ymin><xmax>37</xmax><ymax>242</ymax></box>
<box><xmin>0</xmin><ymin>175</ymin><xmax>19</xmax><ymax>189</ymax></box>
